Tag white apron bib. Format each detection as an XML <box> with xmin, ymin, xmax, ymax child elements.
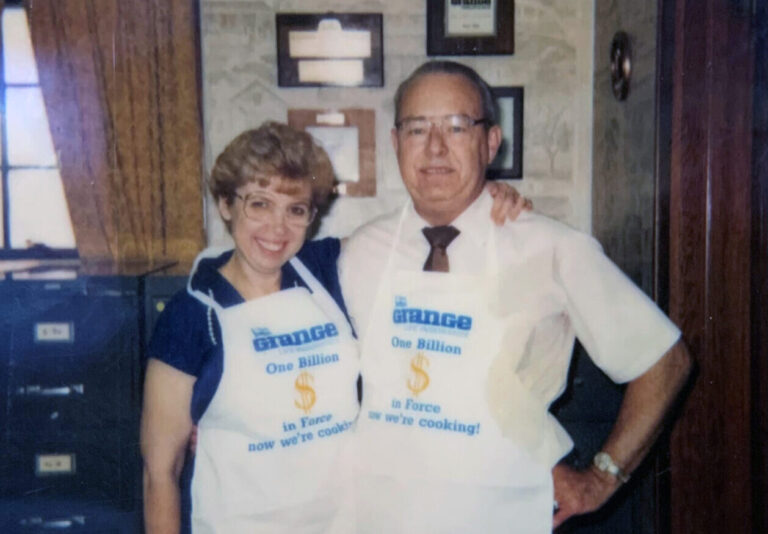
<box><xmin>353</xmin><ymin>206</ymin><xmax>559</xmax><ymax>534</ymax></box>
<box><xmin>187</xmin><ymin>248</ymin><xmax>359</xmax><ymax>534</ymax></box>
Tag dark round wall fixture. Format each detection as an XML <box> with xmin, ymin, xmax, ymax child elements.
<box><xmin>610</xmin><ymin>31</ymin><xmax>632</xmax><ymax>101</ymax></box>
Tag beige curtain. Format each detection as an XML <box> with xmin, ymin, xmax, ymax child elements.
<box><xmin>25</xmin><ymin>0</ymin><xmax>204</xmax><ymax>265</ymax></box>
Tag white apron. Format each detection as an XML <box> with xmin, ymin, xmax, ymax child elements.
<box><xmin>352</xmin><ymin>206</ymin><xmax>562</xmax><ymax>534</ymax></box>
<box><xmin>187</xmin><ymin>248</ymin><xmax>360</xmax><ymax>534</ymax></box>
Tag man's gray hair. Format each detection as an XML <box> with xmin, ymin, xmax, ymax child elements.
<box><xmin>393</xmin><ymin>61</ymin><xmax>497</xmax><ymax>127</ymax></box>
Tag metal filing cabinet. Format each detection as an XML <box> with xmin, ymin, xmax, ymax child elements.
<box><xmin>0</xmin><ymin>276</ymin><xmax>143</xmax><ymax>533</ymax></box>
<box><xmin>141</xmin><ymin>275</ymin><xmax>188</xmax><ymax>355</ymax></box>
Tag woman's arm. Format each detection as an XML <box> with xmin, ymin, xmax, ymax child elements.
<box><xmin>140</xmin><ymin>358</ymin><xmax>196</xmax><ymax>534</ymax></box>
<box><xmin>486</xmin><ymin>181</ymin><xmax>532</xmax><ymax>224</ymax></box>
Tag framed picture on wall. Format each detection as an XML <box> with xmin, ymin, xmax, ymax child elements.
<box><xmin>486</xmin><ymin>86</ymin><xmax>523</xmax><ymax>180</ymax></box>
<box><xmin>276</xmin><ymin>13</ymin><xmax>384</xmax><ymax>87</ymax></box>
<box><xmin>427</xmin><ymin>0</ymin><xmax>514</xmax><ymax>56</ymax></box>
<box><xmin>287</xmin><ymin>108</ymin><xmax>376</xmax><ymax>197</ymax></box>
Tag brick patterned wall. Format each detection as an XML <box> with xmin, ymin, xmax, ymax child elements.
<box><xmin>200</xmin><ymin>0</ymin><xmax>595</xmax><ymax>245</ymax></box>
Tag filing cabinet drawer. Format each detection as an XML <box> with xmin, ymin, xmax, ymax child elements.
<box><xmin>7</xmin><ymin>391</ymin><xmax>125</xmax><ymax>436</ymax></box>
<box><xmin>5</xmin><ymin>294</ymin><xmax>138</xmax><ymax>366</ymax></box>
<box><xmin>0</xmin><ymin>498</ymin><xmax>139</xmax><ymax>534</ymax></box>
<box><xmin>7</xmin><ymin>357</ymin><xmax>131</xmax><ymax>435</ymax></box>
<box><xmin>0</xmin><ymin>434</ymin><xmax>133</xmax><ymax>503</ymax></box>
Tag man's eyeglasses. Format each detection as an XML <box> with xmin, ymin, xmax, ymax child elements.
<box><xmin>233</xmin><ymin>193</ymin><xmax>316</xmax><ymax>227</ymax></box>
<box><xmin>395</xmin><ymin>114</ymin><xmax>490</xmax><ymax>144</ymax></box>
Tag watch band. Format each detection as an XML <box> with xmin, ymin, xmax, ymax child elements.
<box><xmin>593</xmin><ymin>451</ymin><xmax>630</xmax><ymax>484</ymax></box>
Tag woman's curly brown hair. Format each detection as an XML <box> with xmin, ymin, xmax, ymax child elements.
<box><xmin>209</xmin><ymin>122</ymin><xmax>335</xmax><ymax>210</ymax></box>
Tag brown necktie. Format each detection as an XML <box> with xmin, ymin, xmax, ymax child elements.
<box><xmin>422</xmin><ymin>225</ymin><xmax>460</xmax><ymax>272</ymax></box>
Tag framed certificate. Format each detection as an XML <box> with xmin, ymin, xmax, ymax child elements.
<box><xmin>276</xmin><ymin>13</ymin><xmax>384</xmax><ymax>87</ymax></box>
<box><xmin>427</xmin><ymin>0</ymin><xmax>514</xmax><ymax>56</ymax></box>
<box><xmin>287</xmin><ymin>109</ymin><xmax>376</xmax><ymax>197</ymax></box>
<box><xmin>486</xmin><ymin>86</ymin><xmax>523</xmax><ymax>180</ymax></box>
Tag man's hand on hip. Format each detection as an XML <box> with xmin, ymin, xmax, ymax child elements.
<box><xmin>551</xmin><ymin>462</ymin><xmax>621</xmax><ymax>529</ymax></box>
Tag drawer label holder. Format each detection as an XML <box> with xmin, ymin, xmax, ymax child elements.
<box><xmin>35</xmin><ymin>453</ymin><xmax>76</xmax><ymax>476</ymax></box>
<box><xmin>34</xmin><ymin>322</ymin><xmax>75</xmax><ymax>343</ymax></box>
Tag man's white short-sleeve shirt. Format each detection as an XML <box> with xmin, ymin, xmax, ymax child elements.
<box><xmin>339</xmin><ymin>190</ymin><xmax>681</xmax><ymax>410</ymax></box>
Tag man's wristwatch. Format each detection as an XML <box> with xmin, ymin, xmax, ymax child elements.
<box><xmin>593</xmin><ymin>452</ymin><xmax>630</xmax><ymax>484</ymax></box>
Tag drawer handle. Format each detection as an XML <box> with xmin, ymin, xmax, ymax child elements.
<box><xmin>20</xmin><ymin>515</ymin><xmax>85</xmax><ymax>529</ymax></box>
<box><xmin>16</xmin><ymin>384</ymin><xmax>85</xmax><ymax>396</ymax></box>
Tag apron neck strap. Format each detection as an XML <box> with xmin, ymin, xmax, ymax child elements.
<box><xmin>484</xmin><ymin>220</ymin><xmax>499</xmax><ymax>278</ymax></box>
<box><xmin>187</xmin><ymin>247</ymin><xmax>230</xmax><ymax>313</ymax></box>
<box><xmin>383</xmin><ymin>201</ymin><xmax>412</xmax><ymax>278</ymax></box>
<box><xmin>289</xmin><ymin>256</ymin><xmax>353</xmax><ymax>336</ymax></box>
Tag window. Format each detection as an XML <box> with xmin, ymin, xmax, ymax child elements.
<box><xmin>1</xmin><ymin>1</ymin><xmax>76</xmax><ymax>259</ymax></box>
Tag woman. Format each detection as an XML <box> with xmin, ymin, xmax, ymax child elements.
<box><xmin>140</xmin><ymin>121</ymin><xmax>526</xmax><ymax>533</ymax></box>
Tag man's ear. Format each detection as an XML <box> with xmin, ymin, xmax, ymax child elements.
<box><xmin>391</xmin><ymin>127</ymin><xmax>400</xmax><ymax>154</ymax></box>
<box><xmin>486</xmin><ymin>124</ymin><xmax>502</xmax><ymax>162</ymax></box>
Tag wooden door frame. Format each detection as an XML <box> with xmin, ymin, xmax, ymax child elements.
<box><xmin>750</xmin><ymin>1</ymin><xmax>768</xmax><ymax>531</ymax></box>
<box><xmin>651</xmin><ymin>0</ymin><xmax>676</xmax><ymax>530</ymax></box>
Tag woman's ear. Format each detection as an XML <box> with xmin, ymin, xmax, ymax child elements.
<box><xmin>218</xmin><ymin>196</ymin><xmax>233</xmax><ymax>223</ymax></box>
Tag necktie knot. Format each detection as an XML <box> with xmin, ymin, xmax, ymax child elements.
<box><xmin>422</xmin><ymin>225</ymin><xmax>460</xmax><ymax>272</ymax></box>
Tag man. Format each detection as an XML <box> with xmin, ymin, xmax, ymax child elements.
<box><xmin>339</xmin><ymin>61</ymin><xmax>691</xmax><ymax>533</ymax></box>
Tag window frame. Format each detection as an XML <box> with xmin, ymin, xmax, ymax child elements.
<box><xmin>0</xmin><ymin>1</ymin><xmax>78</xmax><ymax>260</ymax></box>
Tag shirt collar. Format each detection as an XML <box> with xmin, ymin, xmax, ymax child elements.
<box><xmin>405</xmin><ymin>187</ymin><xmax>493</xmax><ymax>249</ymax></box>
<box><xmin>190</xmin><ymin>248</ymin><xmax>307</xmax><ymax>307</ymax></box>
<box><xmin>190</xmin><ymin>250</ymin><xmax>242</xmax><ymax>306</ymax></box>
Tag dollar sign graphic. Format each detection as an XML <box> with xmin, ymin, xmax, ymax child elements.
<box><xmin>407</xmin><ymin>353</ymin><xmax>430</xmax><ymax>396</ymax></box>
<box><xmin>294</xmin><ymin>372</ymin><xmax>316</xmax><ymax>414</ymax></box>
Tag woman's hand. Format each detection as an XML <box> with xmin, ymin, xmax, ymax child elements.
<box><xmin>486</xmin><ymin>181</ymin><xmax>532</xmax><ymax>225</ymax></box>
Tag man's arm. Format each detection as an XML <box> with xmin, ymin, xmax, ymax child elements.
<box><xmin>552</xmin><ymin>338</ymin><xmax>692</xmax><ymax>528</ymax></box>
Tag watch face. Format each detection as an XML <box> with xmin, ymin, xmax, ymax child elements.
<box><xmin>595</xmin><ymin>453</ymin><xmax>610</xmax><ymax>470</ymax></box>
<box><xmin>595</xmin><ymin>452</ymin><xmax>617</xmax><ymax>473</ymax></box>
<box><xmin>594</xmin><ymin>452</ymin><xmax>628</xmax><ymax>482</ymax></box>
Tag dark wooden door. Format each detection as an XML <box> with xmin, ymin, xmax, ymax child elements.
<box><xmin>661</xmin><ymin>0</ymin><xmax>765</xmax><ymax>532</ymax></box>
